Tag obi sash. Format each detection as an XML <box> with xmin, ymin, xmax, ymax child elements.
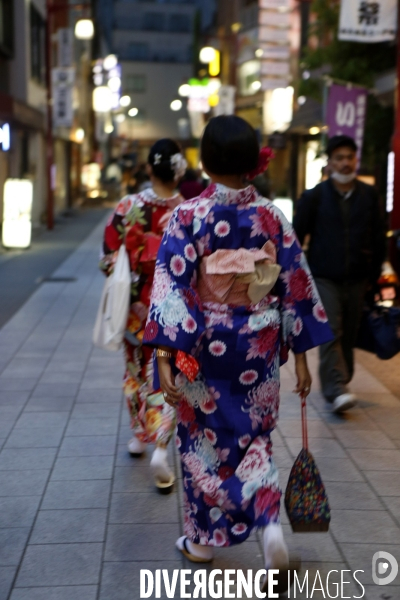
<box><xmin>198</xmin><ymin>240</ymin><xmax>282</xmax><ymax>306</ymax></box>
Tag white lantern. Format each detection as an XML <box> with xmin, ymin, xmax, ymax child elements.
<box><xmin>93</xmin><ymin>86</ymin><xmax>113</xmax><ymax>113</ymax></box>
<box><xmin>199</xmin><ymin>47</ymin><xmax>217</xmax><ymax>64</ymax></box>
<box><xmin>170</xmin><ymin>100</ymin><xmax>182</xmax><ymax>112</ymax></box>
<box><xmin>74</xmin><ymin>19</ymin><xmax>94</xmax><ymax>40</ymax></box>
<box><xmin>2</xmin><ymin>179</ymin><xmax>33</xmax><ymax>249</ymax></box>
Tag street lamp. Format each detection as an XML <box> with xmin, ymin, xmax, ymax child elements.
<box><xmin>74</xmin><ymin>19</ymin><xmax>94</xmax><ymax>40</ymax></box>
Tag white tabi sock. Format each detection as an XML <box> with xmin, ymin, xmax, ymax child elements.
<box><xmin>263</xmin><ymin>523</ymin><xmax>289</xmax><ymax>570</ymax></box>
<box><xmin>150</xmin><ymin>447</ymin><xmax>173</xmax><ymax>483</ymax></box>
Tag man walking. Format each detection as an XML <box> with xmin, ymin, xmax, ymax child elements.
<box><xmin>293</xmin><ymin>135</ymin><xmax>386</xmax><ymax>413</ymax></box>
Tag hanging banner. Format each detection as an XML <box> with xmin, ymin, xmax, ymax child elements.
<box><xmin>52</xmin><ymin>68</ymin><xmax>75</xmax><ymax>128</ymax></box>
<box><xmin>338</xmin><ymin>0</ymin><xmax>397</xmax><ymax>43</ymax></box>
<box><xmin>57</xmin><ymin>28</ymin><xmax>73</xmax><ymax>67</ymax></box>
<box><xmin>326</xmin><ymin>84</ymin><xmax>368</xmax><ymax>163</ymax></box>
<box><xmin>258</xmin><ymin>0</ymin><xmax>291</xmax><ymax>91</ymax></box>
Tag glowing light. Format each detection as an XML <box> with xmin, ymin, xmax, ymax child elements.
<box><xmin>108</xmin><ymin>77</ymin><xmax>121</xmax><ymax>92</ymax></box>
<box><xmin>178</xmin><ymin>84</ymin><xmax>191</xmax><ymax>97</ymax></box>
<box><xmin>208</xmin><ymin>94</ymin><xmax>219</xmax><ymax>107</ymax></box>
<box><xmin>231</xmin><ymin>22</ymin><xmax>241</xmax><ymax>33</ymax></box>
<box><xmin>92</xmin><ymin>86</ymin><xmax>113</xmax><ymax>112</ymax></box>
<box><xmin>170</xmin><ymin>100</ymin><xmax>183</xmax><ymax>111</ymax></box>
<box><xmin>255</xmin><ymin>49</ymin><xmax>264</xmax><ymax>58</ymax></box>
<box><xmin>74</xmin><ymin>19</ymin><xmax>94</xmax><ymax>40</ymax></box>
<box><xmin>103</xmin><ymin>54</ymin><xmax>118</xmax><ymax>71</ymax></box>
<box><xmin>2</xmin><ymin>179</ymin><xmax>33</xmax><ymax>249</ymax></box>
<box><xmin>115</xmin><ymin>114</ymin><xmax>125</xmax><ymax>123</ymax></box>
<box><xmin>251</xmin><ymin>80</ymin><xmax>262</xmax><ymax>92</ymax></box>
<box><xmin>128</xmin><ymin>107</ymin><xmax>139</xmax><ymax>117</ymax></box>
<box><xmin>199</xmin><ymin>47</ymin><xmax>217</xmax><ymax>64</ymax></box>
<box><xmin>120</xmin><ymin>95</ymin><xmax>131</xmax><ymax>107</ymax></box>
<box><xmin>104</xmin><ymin>124</ymin><xmax>114</xmax><ymax>134</ymax></box>
<box><xmin>0</xmin><ymin>123</ymin><xmax>10</xmax><ymax>151</ymax></box>
<box><xmin>309</xmin><ymin>126</ymin><xmax>321</xmax><ymax>135</ymax></box>
<box><xmin>209</xmin><ymin>50</ymin><xmax>220</xmax><ymax>77</ymax></box>
<box><xmin>298</xmin><ymin>95</ymin><xmax>307</xmax><ymax>106</ymax></box>
<box><xmin>387</xmin><ymin>152</ymin><xmax>395</xmax><ymax>213</ymax></box>
<box><xmin>75</xmin><ymin>128</ymin><xmax>85</xmax><ymax>143</ymax></box>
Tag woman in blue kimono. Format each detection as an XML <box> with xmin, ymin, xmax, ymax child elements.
<box><xmin>143</xmin><ymin>116</ymin><xmax>332</xmax><ymax>587</ymax></box>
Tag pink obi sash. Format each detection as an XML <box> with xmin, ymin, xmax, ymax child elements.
<box><xmin>198</xmin><ymin>240</ymin><xmax>282</xmax><ymax>306</ymax></box>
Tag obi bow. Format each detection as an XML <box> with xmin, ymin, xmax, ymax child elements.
<box><xmin>198</xmin><ymin>241</ymin><xmax>281</xmax><ymax>305</ymax></box>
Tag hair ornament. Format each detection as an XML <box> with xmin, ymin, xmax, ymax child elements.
<box><xmin>246</xmin><ymin>147</ymin><xmax>275</xmax><ymax>180</ymax></box>
<box><xmin>170</xmin><ymin>153</ymin><xmax>188</xmax><ymax>181</ymax></box>
<box><xmin>153</xmin><ymin>153</ymin><xmax>162</xmax><ymax>166</ymax></box>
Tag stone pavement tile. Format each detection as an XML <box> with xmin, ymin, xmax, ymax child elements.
<box><xmin>14</xmin><ymin>412</ymin><xmax>69</xmax><ymax>430</ymax></box>
<box><xmin>364</xmin><ymin>471</ymin><xmax>400</xmax><ymax>496</ymax></box>
<box><xmin>330</xmin><ymin>510</ymin><xmax>400</xmax><ymax>544</ymax></box>
<box><xmin>88</xmin><ymin>356</ymin><xmax>123</xmax><ymax>369</ymax></box>
<box><xmin>39</xmin><ymin>372</ymin><xmax>83</xmax><ymax>385</ymax></box>
<box><xmin>31</xmin><ymin>383</ymin><xmax>80</xmax><ymax>398</ymax></box>
<box><xmin>278</xmin><ymin>419</ymin><xmax>333</xmax><ymax>439</ymax></box>
<box><xmin>325</xmin><ymin>481</ymin><xmax>384</xmax><ymax>511</ymax></box>
<box><xmin>65</xmin><ymin>418</ymin><xmax>119</xmax><ymax>437</ymax></box>
<box><xmin>374</xmin><ymin>420</ymin><xmax>400</xmax><ymax>441</ymax></box>
<box><xmin>104</xmin><ymin>524</ymin><xmax>180</xmax><ymax>561</ymax></box>
<box><xmin>0</xmin><ymin>528</ymin><xmax>30</xmax><ymax>565</ymax></box>
<box><xmin>5</xmin><ymin>426</ymin><xmax>65</xmax><ymax>448</ymax></box>
<box><xmin>334</xmin><ymin>429</ymin><xmax>396</xmax><ymax>450</ymax></box>
<box><xmin>99</xmin><ymin>561</ymin><xmax>182</xmax><ymax>600</ymax></box>
<box><xmin>59</xmin><ymin>435</ymin><xmax>116</xmax><ymax>457</ymax></box>
<box><xmin>80</xmin><ymin>372</ymin><xmax>123</xmax><ymax>390</ymax></box>
<box><xmin>113</xmin><ymin>466</ymin><xmax>155</xmax><ymax>494</ymax></box>
<box><xmin>272</xmin><ymin>445</ymin><xmax>295</xmax><ymax>468</ymax></box>
<box><xmin>285</xmin><ymin>437</ymin><xmax>347</xmax><ymax>459</ymax></box>
<box><xmin>359</xmin><ymin>393</ymin><xmax>400</xmax><ymax>409</ymax></box>
<box><xmin>30</xmin><ymin>508</ymin><xmax>107</xmax><ymax>544</ymax></box>
<box><xmin>0</xmin><ymin>447</ymin><xmax>57</xmax><ymax>470</ymax></box>
<box><xmin>340</xmin><ymin>543</ymin><xmax>400</xmax><ymax>587</ymax></box>
<box><xmin>10</xmin><ymin>586</ymin><xmax>98</xmax><ymax>600</ymax></box>
<box><xmin>209</xmin><ymin>541</ymin><xmax>264</xmax><ymax>571</ymax></box>
<box><xmin>348</xmin><ymin>448</ymin><xmax>400</xmax><ymax>471</ymax></box>
<box><xmin>321</xmin><ymin>410</ymin><xmax>379</xmax><ymax>431</ymax></box>
<box><xmin>271</xmin><ymin>429</ymin><xmax>285</xmax><ymax>447</ymax></box>
<box><xmin>44</xmin><ymin>360</ymin><xmax>88</xmax><ymax>373</ymax></box>
<box><xmin>51</xmin><ymin>456</ymin><xmax>114</xmax><ymax>481</ymax></box>
<box><xmin>109</xmin><ymin>492</ymin><xmax>179</xmax><ymax>524</ymax></box>
<box><xmin>0</xmin><ymin>470</ymin><xmax>49</xmax><ymax>496</ymax></box>
<box><xmin>381</xmin><ymin>497</ymin><xmax>400</xmax><ymax>523</ymax></box>
<box><xmin>0</xmin><ymin>375</ymin><xmax>38</xmax><ymax>392</ymax></box>
<box><xmin>0</xmin><ymin>418</ymin><xmax>18</xmax><ymax>437</ymax></box>
<box><xmin>0</xmin><ymin>496</ymin><xmax>41</xmax><ymax>527</ymax></box>
<box><xmin>282</xmin><ymin>526</ymin><xmax>342</xmax><ymax>562</ymax></box>
<box><xmin>311</xmin><ymin>457</ymin><xmax>364</xmax><ymax>482</ymax></box>
<box><xmin>70</xmin><ymin>403</ymin><xmax>121</xmax><ymax>419</ymax></box>
<box><xmin>42</xmin><ymin>480</ymin><xmax>111</xmax><ymax>510</ymax></box>
<box><xmin>75</xmin><ymin>389</ymin><xmax>123</xmax><ymax>403</ymax></box>
<box><xmin>0</xmin><ymin>566</ymin><xmax>17</xmax><ymax>599</ymax></box>
<box><xmin>0</xmin><ymin>391</ymin><xmax>29</xmax><ymax>406</ymax></box>
<box><xmin>118</xmin><ymin>425</ymin><xmax>133</xmax><ymax>445</ymax></box>
<box><xmin>364</xmin><ymin>586</ymin><xmax>399</xmax><ymax>600</ymax></box>
<box><xmin>23</xmin><ymin>396</ymin><xmax>74</xmax><ymax>413</ymax></box>
<box><xmin>16</xmin><ymin>543</ymin><xmax>103</xmax><ymax>587</ymax></box>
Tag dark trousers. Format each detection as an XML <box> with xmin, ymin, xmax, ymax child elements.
<box><xmin>315</xmin><ymin>278</ymin><xmax>367</xmax><ymax>401</ymax></box>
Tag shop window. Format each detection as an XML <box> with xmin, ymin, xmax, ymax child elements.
<box><xmin>30</xmin><ymin>4</ymin><xmax>46</xmax><ymax>85</ymax></box>
<box><xmin>0</xmin><ymin>0</ymin><xmax>13</xmax><ymax>58</ymax></box>
<box><xmin>126</xmin><ymin>74</ymin><xmax>146</xmax><ymax>93</ymax></box>
<box><xmin>143</xmin><ymin>12</ymin><xmax>165</xmax><ymax>31</ymax></box>
<box><xmin>168</xmin><ymin>14</ymin><xmax>191</xmax><ymax>33</ymax></box>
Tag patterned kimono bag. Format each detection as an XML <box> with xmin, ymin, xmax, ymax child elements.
<box><xmin>285</xmin><ymin>396</ymin><xmax>331</xmax><ymax>532</ymax></box>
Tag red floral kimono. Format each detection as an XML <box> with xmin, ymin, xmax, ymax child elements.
<box><xmin>100</xmin><ymin>188</ymin><xmax>183</xmax><ymax>444</ymax></box>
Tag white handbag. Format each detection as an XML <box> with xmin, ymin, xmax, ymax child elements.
<box><xmin>93</xmin><ymin>244</ymin><xmax>131</xmax><ymax>351</ymax></box>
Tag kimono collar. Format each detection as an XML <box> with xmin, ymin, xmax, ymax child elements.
<box><xmin>200</xmin><ymin>183</ymin><xmax>260</xmax><ymax>205</ymax></box>
<box><xmin>141</xmin><ymin>187</ymin><xmax>181</xmax><ymax>206</ymax></box>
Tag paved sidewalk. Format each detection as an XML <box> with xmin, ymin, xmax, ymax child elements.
<box><xmin>0</xmin><ymin>217</ymin><xmax>399</xmax><ymax>600</ymax></box>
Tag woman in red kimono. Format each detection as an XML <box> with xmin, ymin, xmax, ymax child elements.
<box><xmin>100</xmin><ymin>139</ymin><xmax>186</xmax><ymax>490</ymax></box>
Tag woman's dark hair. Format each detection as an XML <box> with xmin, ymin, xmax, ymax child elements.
<box><xmin>201</xmin><ymin>116</ymin><xmax>259</xmax><ymax>176</ymax></box>
<box><xmin>148</xmin><ymin>138</ymin><xmax>181</xmax><ymax>183</ymax></box>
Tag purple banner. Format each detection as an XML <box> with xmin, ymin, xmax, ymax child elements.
<box><xmin>326</xmin><ymin>84</ymin><xmax>368</xmax><ymax>164</ymax></box>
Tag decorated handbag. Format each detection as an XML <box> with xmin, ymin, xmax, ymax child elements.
<box><xmin>284</xmin><ymin>395</ymin><xmax>331</xmax><ymax>532</ymax></box>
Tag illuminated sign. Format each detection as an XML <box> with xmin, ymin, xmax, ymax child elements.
<box><xmin>0</xmin><ymin>123</ymin><xmax>10</xmax><ymax>151</ymax></box>
<box><xmin>2</xmin><ymin>179</ymin><xmax>33</xmax><ymax>249</ymax></box>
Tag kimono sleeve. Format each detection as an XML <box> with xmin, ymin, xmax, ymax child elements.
<box><xmin>143</xmin><ymin>207</ymin><xmax>205</xmax><ymax>355</ymax></box>
<box><xmin>274</xmin><ymin>212</ymin><xmax>333</xmax><ymax>354</ymax></box>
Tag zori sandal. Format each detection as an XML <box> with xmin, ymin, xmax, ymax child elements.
<box><xmin>176</xmin><ymin>536</ymin><xmax>214</xmax><ymax>563</ymax></box>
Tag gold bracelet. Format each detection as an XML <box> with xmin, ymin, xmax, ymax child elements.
<box><xmin>156</xmin><ymin>349</ymin><xmax>173</xmax><ymax>359</ymax></box>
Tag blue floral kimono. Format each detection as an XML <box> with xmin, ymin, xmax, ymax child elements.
<box><xmin>143</xmin><ymin>184</ymin><xmax>332</xmax><ymax>547</ymax></box>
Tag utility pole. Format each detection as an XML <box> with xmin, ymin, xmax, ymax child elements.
<box><xmin>392</xmin><ymin>0</ymin><xmax>400</xmax><ymax>233</ymax></box>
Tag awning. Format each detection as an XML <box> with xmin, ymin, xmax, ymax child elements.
<box><xmin>288</xmin><ymin>97</ymin><xmax>323</xmax><ymax>135</ymax></box>
<box><xmin>0</xmin><ymin>92</ymin><xmax>46</xmax><ymax>131</ymax></box>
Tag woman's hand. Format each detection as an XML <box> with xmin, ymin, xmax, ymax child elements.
<box><xmin>157</xmin><ymin>356</ymin><xmax>182</xmax><ymax>408</ymax></box>
<box><xmin>293</xmin><ymin>352</ymin><xmax>312</xmax><ymax>398</ymax></box>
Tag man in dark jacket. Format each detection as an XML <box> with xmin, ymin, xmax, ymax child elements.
<box><xmin>293</xmin><ymin>135</ymin><xmax>386</xmax><ymax>413</ymax></box>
